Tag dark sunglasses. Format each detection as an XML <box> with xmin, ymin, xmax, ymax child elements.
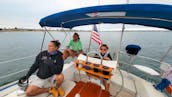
<box><xmin>100</xmin><ymin>48</ymin><xmax>107</xmax><ymax>51</ymax></box>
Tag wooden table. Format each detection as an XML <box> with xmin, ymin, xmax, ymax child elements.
<box><xmin>75</xmin><ymin>60</ymin><xmax>113</xmax><ymax>80</ymax></box>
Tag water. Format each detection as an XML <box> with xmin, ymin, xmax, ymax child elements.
<box><xmin>0</xmin><ymin>31</ymin><xmax>172</xmax><ymax>96</ymax></box>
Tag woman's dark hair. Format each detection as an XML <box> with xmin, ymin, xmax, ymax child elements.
<box><xmin>73</xmin><ymin>33</ymin><xmax>80</xmax><ymax>40</ymax></box>
<box><xmin>50</xmin><ymin>40</ymin><xmax>61</xmax><ymax>48</ymax></box>
<box><xmin>100</xmin><ymin>44</ymin><xmax>109</xmax><ymax>49</ymax></box>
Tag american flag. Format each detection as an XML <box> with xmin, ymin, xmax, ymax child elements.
<box><xmin>91</xmin><ymin>25</ymin><xmax>102</xmax><ymax>45</ymax></box>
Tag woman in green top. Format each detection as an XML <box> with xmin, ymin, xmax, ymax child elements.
<box><xmin>63</xmin><ymin>33</ymin><xmax>83</xmax><ymax>60</ymax></box>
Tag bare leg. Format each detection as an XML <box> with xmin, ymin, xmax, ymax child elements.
<box><xmin>55</xmin><ymin>74</ymin><xmax>65</xmax><ymax>96</ymax></box>
<box><xmin>103</xmin><ymin>80</ymin><xmax>110</xmax><ymax>91</ymax></box>
<box><xmin>68</xmin><ymin>50</ymin><xmax>75</xmax><ymax>57</ymax></box>
<box><xmin>79</xmin><ymin>50</ymin><xmax>84</xmax><ymax>54</ymax></box>
<box><xmin>55</xmin><ymin>73</ymin><xmax>64</xmax><ymax>88</ymax></box>
<box><xmin>25</xmin><ymin>85</ymin><xmax>49</xmax><ymax>96</ymax></box>
<box><xmin>76</xmin><ymin>50</ymin><xmax>83</xmax><ymax>56</ymax></box>
<box><xmin>25</xmin><ymin>74</ymin><xmax>64</xmax><ymax>96</ymax></box>
<box><xmin>49</xmin><ymin>74</ymin><xmax>64</xmax><ymax>97</ymax></box>
<box><xmin>63</xmin><ymin>49</ymin><xmax>69</xmax><ymax>60</ymax></box>
<box><xmin>63</xmin><ymin>49</ymin><xmax>75</xmax><ymax>60</ymax></box>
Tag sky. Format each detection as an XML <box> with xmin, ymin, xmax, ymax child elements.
<box><xmin>0</xmin><ymin>0</ymin><xmax>172</xmax><ymax>30</ymax></box>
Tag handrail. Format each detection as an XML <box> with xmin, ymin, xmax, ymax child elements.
<box><xmin>0</xmin><ymin>49</ymin><xmax>65</xmax><ymax>80</ymax></box>
<box><xmin>0</xmin><ymin>68</ymin><xmax>29</xmax><ymax>80</ymax></box>
<box><xmin>0</xmin><ymin>48</ymin><xmax>66</xmax><ymax>65</ymax></box>
<box><xmin>120</xmin><ymin>51</ymin><xmax>161</xmax><ymax>63</ymax></box>
<box><xmin>0</xmin><ymin>55</ymin><xmax>36</xmax><ymax>80</ymax></box>
<box><xmin>0</xmin><ymin>50</ymin><xmax>166</xmax><ymax>84</ymax></box>
<box><xmin>0</xmin><ymin>55</ymin><xmax>36</xmax><ymax>64</ymax></box>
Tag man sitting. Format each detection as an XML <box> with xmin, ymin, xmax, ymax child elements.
<box><xmin>19</xmin><ymin>40</ymin><xmax>64</xmax><ymax>97</ymax></box>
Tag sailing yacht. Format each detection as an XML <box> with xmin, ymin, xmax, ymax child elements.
<box><xmin>1</xmin><ymin>4</ymin><xmax>172</xmax><ymax>97</ymax></box>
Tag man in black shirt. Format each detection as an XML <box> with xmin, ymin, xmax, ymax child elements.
<box><xmin>19</xmin><ymin>40</ymin><xmax>64</xmax><ymax>96</ymax></box>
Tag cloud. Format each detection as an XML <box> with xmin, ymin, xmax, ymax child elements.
<box><xmin>0</xmin><ymin>0</ymin><xmax>172</xmax><ymax>29</ymax></box>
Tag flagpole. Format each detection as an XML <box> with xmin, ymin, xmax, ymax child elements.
<box><xmin>86</xmin><ymin>25</ymin><xmax>94</xmax><ymax>62</ymax></box>
<box><xmin>88</xmin><ymin>25</ymin><xmax>94</xmax><ymax>52</ymax></box>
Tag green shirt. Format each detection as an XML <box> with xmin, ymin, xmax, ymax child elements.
<box><xmin>68</xmin><ymin>40</ymin><xmax>82</xmax><ymax>51</ymax></box>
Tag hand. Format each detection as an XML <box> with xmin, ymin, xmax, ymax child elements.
<box><xmin>18</xmin><ymin>76</ymin><xmax>28</xmax><ymax>84</ymax></box>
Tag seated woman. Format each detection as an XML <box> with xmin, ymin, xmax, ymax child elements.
<box><xmin>63</xmin><ymin>33</ymin><xmax>83</xmax><ymax>60</ymax></box>
<box><xmin>95</xmin><ymin>44</ymin><xmax>112</xmax><ymax>91</ymax></box>
<box><xmin>19</xmin><ymin>40</ymin><xmax>64</xmax><ymax>97</ymax></box>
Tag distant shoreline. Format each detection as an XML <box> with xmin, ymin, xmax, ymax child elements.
<box><xmin>0</xmin><ymin>28</ymin><xmax>170</xmax><ymax>32</ymax></box>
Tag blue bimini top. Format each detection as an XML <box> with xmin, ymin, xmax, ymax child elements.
<box><xmin>39</xmin><ymin>4</ymin><xmax>172</xmax><ymax>30</ymax></box>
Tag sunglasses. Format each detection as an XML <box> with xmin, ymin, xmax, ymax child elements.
<box><xmin>100</xmin><ymin>48</ymin><xmax>107</xmax><ymax>51</ymax></box>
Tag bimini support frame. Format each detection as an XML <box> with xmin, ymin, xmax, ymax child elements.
<box><xmin>40</xmin><ymin>27</ymin><xmax>56</xmax><ymax>52</ymax></box>
<box><xmin>116</xmin><ymin>24</ymin><xmax>125</xmax><ymax>65</ymax></box>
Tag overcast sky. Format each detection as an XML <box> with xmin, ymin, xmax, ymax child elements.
<box><xmin>1</xmin><ymin>0</ymin><xmax>172</xmax><ymax>30</ymax></box>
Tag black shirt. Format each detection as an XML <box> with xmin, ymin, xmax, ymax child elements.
<box><xmin>26</xmin><ymin>50</ymin><xmax>64</xmax><ymax>79</ymax></box>
<box><xmin>94</xmin><ymin>53</ymin><xmax>112</xmax><ymax>60</ymax></box>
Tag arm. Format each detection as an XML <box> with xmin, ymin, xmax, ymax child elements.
<box><xmin>26</xmin><ymin>54</ymin><xmax>40</xmax><ymax>79</ymax></box>
<box><xmin>67</xmin><ymin>40</ymin><xmax>72</xmax><ymax>49</ymax></box>
<box><xmin>19</xmin><ymin>53</ymin><xmax>41</xmax><ymax>83</ymax></box>
<box><xmin>107</xmin><ymin>53</ymin><xmax>112</xmax><ymax>60</ymax></box>
<box><xmin>78</xmin><ymin>41</ymin><xmax>83</xmax><ymax>50</ymax></box>
<box><xmin>104</xmin><ymin>53</ymin><xmax>112</xmax><ymax>60</ymax></box>
<box><xmin>94</xmin><ymin>54</ymin><xmax>101</xmax><ymax>59</ymax></box>
<box><xmin>49</xmin><ymin>54</ymin><xmax>64</xmax><ymax>75</ymax></box>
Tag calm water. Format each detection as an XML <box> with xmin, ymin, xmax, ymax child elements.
<box><xmin>0</xmin><ymin>31</ymin><xmax>172</xmax><ymax>96</ymax></box>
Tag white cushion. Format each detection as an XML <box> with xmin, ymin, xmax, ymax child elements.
<box><xmin>77</xmin><ymin>54</ymin><xmax>117</xmax><ymax>69</ymax></box>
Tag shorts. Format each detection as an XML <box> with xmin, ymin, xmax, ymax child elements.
<box><xmin>28</xmin><ymin>75</ymin><xmax>56</xmax><ymax>88</ymax></box>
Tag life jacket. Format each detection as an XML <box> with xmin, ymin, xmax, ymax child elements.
<box><xmin>98</xmin><ymin>52</ymin><xmax>110</xmax><ymax>59</ymax></box>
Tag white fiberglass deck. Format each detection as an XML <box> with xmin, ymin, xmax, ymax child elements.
<box><xmin>0</xmin><ymin>61</ymin><xmax>166</xmax><ymax>97</ymax></box>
